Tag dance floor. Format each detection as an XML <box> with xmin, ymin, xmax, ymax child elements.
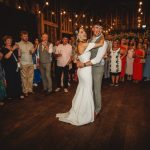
<box><xmin>0</xmin><ymin>80</ymin><xmax>150</xmax><ymax>150</ymax></box>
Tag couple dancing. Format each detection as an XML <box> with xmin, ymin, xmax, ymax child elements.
<box><xmin>56</xmin><ymin>23</ymin><xmax>108</xmax><ymax>126</ymax></box>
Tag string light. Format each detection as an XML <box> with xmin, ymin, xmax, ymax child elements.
<box><xmin>45</xmin><ymin>1</ymin><xmax>49</xmax><ymax>6</ymax></box>
<box><xmin>63</xmin><ymin>11</ymin><xmax>66</xmax><ymax>15</ymax></box>
<box><xmin>51</xmin><ymin>11</ymin><xmax>55</xmax><ymax>15</ymax></box>
<box><xmin>69</xmin><ymin>19</ymin><xmax>72</xmax><ymax>22</ymax></box>
<box><xmin>75</xmin><ymin>23</ymin><xmax>78</xmax><ymax>26</ymax></box>
<box><xmin>75</xmin><ymin>14</ymin><xmax>78</xmax><ymax>18</ymax></box>
<box><xmin>18</xmin><ymin>5</ymin><xmax>21</xmax><ymax>9</ymax></box>
<box><xmin>139</xmin><ymin>1</ymin><xmax>143</xmax><ymax>5</ymax></box>
<box><xmin>38</xmin><ymin>10</ymin><xmax>41</xmax><ymax>14</ymax></box>
<box><xmin>82</xmin><ymin>14</ymin><xmax>86</xmax><ymax>18</ymax></box>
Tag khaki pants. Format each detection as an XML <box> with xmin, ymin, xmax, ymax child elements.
<box><xmin>21</xmin><ymin>64</ymin><xmax>34</xmax><ymax>94</ymax></box>
<box><xmin>40</xmin><ymin>63</ymin><xmax>52</xmax><ymax>92</ymax></box>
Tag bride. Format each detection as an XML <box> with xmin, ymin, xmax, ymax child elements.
<box><xmin>56</xmin><ymin>27</ymin><xmax>104</xmax><ymax>126</ymax></box>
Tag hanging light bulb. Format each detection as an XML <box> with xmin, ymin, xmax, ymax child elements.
<box><xmin>138</xmin><ymin>8</ymin><xmax>141</xmax><ymax>12</ymax></box>
<box><xmin>45</xmin><ymin>1</ymin><xmax>49</xmax><ymax>6</ymax></box>
<box><xmin>75</xmin><ymin>23</ymin><xmax>78</xmax><ymax>26</ymax></box>
<box><xmin>38</xmin><ymin>10</ymin><xmax>41</xmax><ymax>14</ymax></box>
<box><xmin>139</xmin><ymin>1</ymin><xmax>143</xmax><ymax>5</ymax></box>
<box><xmin>51</xmin><ymin>11</ymin><xmax>55</xmax><ymax>15</ymax></box>
<box><xmin>18</xmin><ymin>5</ymin><xmax>21</xmax><ymax>9</ymax></box>
<box><xmin>63</xmin><ymin>11</ymin><xmax>66</xmax><ymax>15</ymax></box>
<box><xmin>90</xmin><ymin>18</ymin><xmax>93</xmax><ymax>22</ymax></box>
<box><xmin>75</xmin><ymin>14</ymin><xmax>78</xmax><ymax>18</ymax></box>
<box><xmin>82</xmin><ymin>14</ymin><xmax>86</xmax><ymax>18</ymax></box>
<box><xmin>69</xmin><ymin>19</ymin><xmax>72</xmax><ymax>22</ymax></box>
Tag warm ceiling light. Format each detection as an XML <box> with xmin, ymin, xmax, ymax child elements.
<box><xmin>18</xmin><ymin>5</ymin><xmax>21</xmax><ymax>9</ymax></box>
<box><xmin>51</xmin><ymin>12</ymin><xmax>55</xmax><ymax>15</ymax></box>
<box><xmin>63</xmin><ymin>11</ymin><xmax>66</xmax><ymax>15</ymax></box>
<box><xmin>45</xmin><ymin>1</ymin><xmax>49</xmax><ymax>6</ymax></box>
<box><xmin>90</xmin><ymin>18</ymin><xmax>93</xmax><ymax>22</ymax></box>
<box><xmin>75</xmin><ymin>14</ymin><xmax>78</xmax><ymax>18</ymax></box>
<box><xmin>75</xmin><ymin>23</ymin><xmax>78</xmax><ymax>26</ymax></box>
<box><xmin>139</xmin><ymin>1</ymin><xmax>143</xmax><ymax>5</ymax></box>
<box><xmin>99</xmin><ymin>19</ymin><xmax>102</xmax><ymax>22</ymax></box>
<box><xmin>69</xmin><ymin>19</ymin><xmax>72</xmax><ymax>22</ymax></box>
<box><xmin>38</xmin><ymin>10</ymin><xmax>41</xmax><ymax>14</ymax></box>
<box><xmin>138</xmin><ymin>8</ymin><xmax>141</xmax><ymax>12</ymax></box>
<box><xmin>82</xmin><ymin>14</ymin><xmax>86</xmax><ymax>18</ymax></box>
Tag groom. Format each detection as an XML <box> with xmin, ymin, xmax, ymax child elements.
<box><xmin>77</xmin><ymin>23</ymin><xmax>108</xmax><ymax>117</ymax></box>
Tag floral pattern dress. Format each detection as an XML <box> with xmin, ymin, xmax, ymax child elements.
<box><xmin>110</xmin><ymin>48</ymin><xmax>122</xmax><ymax>74</ymax></box>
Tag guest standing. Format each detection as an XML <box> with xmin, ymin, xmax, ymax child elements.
<box><xmin>1</xmin><ymin>36</ymin><xmax>24</xmax><ymax>99</ymax></box>
<box><xmin>0</xmin><ymin>51</ymin><xmax>6</xmax><ymax>106</ymax></box>
<box><xmin>110</xmin><ymin>40</ymin><xmax>122</xmax><ymax>86</ymax></box>
<box><xmin>104</xmin><ymin>34</ymin><xmax>112</xmax><ymax>79</ymax></box>
<box><xmin>18</xmin><ymin>31</ymin><xmax>35</xmax><ymax>97</ymax></box>
<box><xmin>33</xmin><ymin>38</ymin><xmax>41</xmax><ymax>87</ymax></box>
<box><xmin>133</xmin><ymin>43</ymin><xmax>145</xmax><ymax>83</ymax></box>
<box><xmin>120</xmin><ymin>38</ymin><xmax>128</xmax><ymax>82</ymax></box>
<box><xmin>143</xmin><ymin>44</ymin><xmax>150</xmax><ymax>81</ymax></box>
<box><xmin>126</xmin><ymin>44</ymin><xmax>135</xmax><ymax>80</ymax></box>
<box><xmin>37</xmin><ymin>33</ymin><xmax>53</xmax><ymax>94</ymax></box>
<box><xmin>55</xmin><ymin>37</ymin><xmax>72</xmax><ymax>93</ymax></box>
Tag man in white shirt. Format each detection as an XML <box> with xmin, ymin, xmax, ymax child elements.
<box><xmin>18</xmin><ymin>31</ymin><xmax>35</xmax><ymax>97</ymax></box>
<box><xmin>55</xmin><ymin>37</ymin><xmax>72</xmax><ymax>93</ymax></box>
<box><xmin>37</xmin><ymin>33</ymin><xmax>53</xmax><ymax>95</ymax></box>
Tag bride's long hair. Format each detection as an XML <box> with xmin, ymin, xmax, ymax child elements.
<box><xmin>76</xmin><ymin>27</ymin><xmax>87</xmax><ymax>42</ymax></box>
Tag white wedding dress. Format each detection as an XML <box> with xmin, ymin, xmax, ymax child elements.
<box><xmin>56</xmin><ymin>43</ymin><xmax>95</xmax><ymax>126</ymax></box>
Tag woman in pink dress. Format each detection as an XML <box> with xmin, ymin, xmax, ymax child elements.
<box><xmin>133</xmin><ymin>43</ymin><xmax>145</xmax><ymax>83</ymax></box>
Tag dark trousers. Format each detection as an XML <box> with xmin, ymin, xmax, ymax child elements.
<box><xmin>56</xmin><ymin>65</ymin><xmax>69</xmax><ymax>88</ymax></box>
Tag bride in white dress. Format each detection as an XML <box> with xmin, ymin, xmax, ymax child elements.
<box><xmin>56</xmin><ymin>27</ymin><xmax>104</xmax><ymax>126</ymax></box>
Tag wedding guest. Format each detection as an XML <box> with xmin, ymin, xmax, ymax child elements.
<box><xmin>120</xmin><ymin>38</ymin><xmax>128</xmax><ymax>82</ymax></box>
<box><xmin>104</xmin><ymin>34</ymin><xmax>112</xmax><ymax>79</ymax></box>
<box><xmin>126</xmin><ymin>43</ymin><xmax>135</xmax><ymax>80</ymax></box>
<box><xmin>0</xmin><ymin>51</ymin><xmax>6</xmax><ymax>106</ymax></box>
<box><xmin>133</xmin><ymin>43</ymin><xmax>145</xmax><ymax>83</ymax></box>
<box><xmin>1</xmin><ymin>36</ymin><xmax>24</xmax><ymax>99</ymax></box>
<box><xmin>110</xmin><ymin>40</ymin><xmax>122</xmax><ymax>86</ymax></box>
<box><xmin>37</xmin><ymin>33</ymin><xmax>53</xmax><ymax>95</ymax></box>
<box><xmin>52</xmin><ymin>40</ymin><xmax>61</xmax><ymax>77</ymax></box>
<box><xmin>33</xmin><ymin>38</ymin><xmax>41</xmax><ymax>87</ymax></box>
<box><xmin>143</xmin><ymin>42</ymin><xmax>150</xmax><ymax>81</ymax></box>
<box><xmin>18</xmin><ymin>31</ymin><xmax>35</xmax><ymax>97</ymax></box>
<box><xmin>55</xmin><ymin>37</ymin><xmax>72</xmax><ymax>93</ymax></box>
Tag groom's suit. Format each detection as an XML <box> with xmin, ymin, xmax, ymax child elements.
<box><xmin>89</xmin><ymin>35</ymin><xmax>108</xmax><ymax>114</ymax></box>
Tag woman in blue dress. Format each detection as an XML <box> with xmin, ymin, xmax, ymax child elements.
<box><xmin>143</xmin><ymin>44</ymin><xmax>150</xmax><ymax>81</ymax></box>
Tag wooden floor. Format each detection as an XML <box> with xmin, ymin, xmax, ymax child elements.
<box><xmin>0</xmin><ymin>80</ymin><xmax>150</xmax><ymax>150</ymax></box>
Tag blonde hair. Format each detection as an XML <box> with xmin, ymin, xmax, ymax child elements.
<box><xmin>77</xmin><ymin>27</ymin><xmax>87</xmax><ymax>42</ymax></box>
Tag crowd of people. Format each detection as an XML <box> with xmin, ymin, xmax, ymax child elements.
<box><xmin>0</xmin><ymin>30</ymin><xmax>150</xmax><ymax>107</ymax></box>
